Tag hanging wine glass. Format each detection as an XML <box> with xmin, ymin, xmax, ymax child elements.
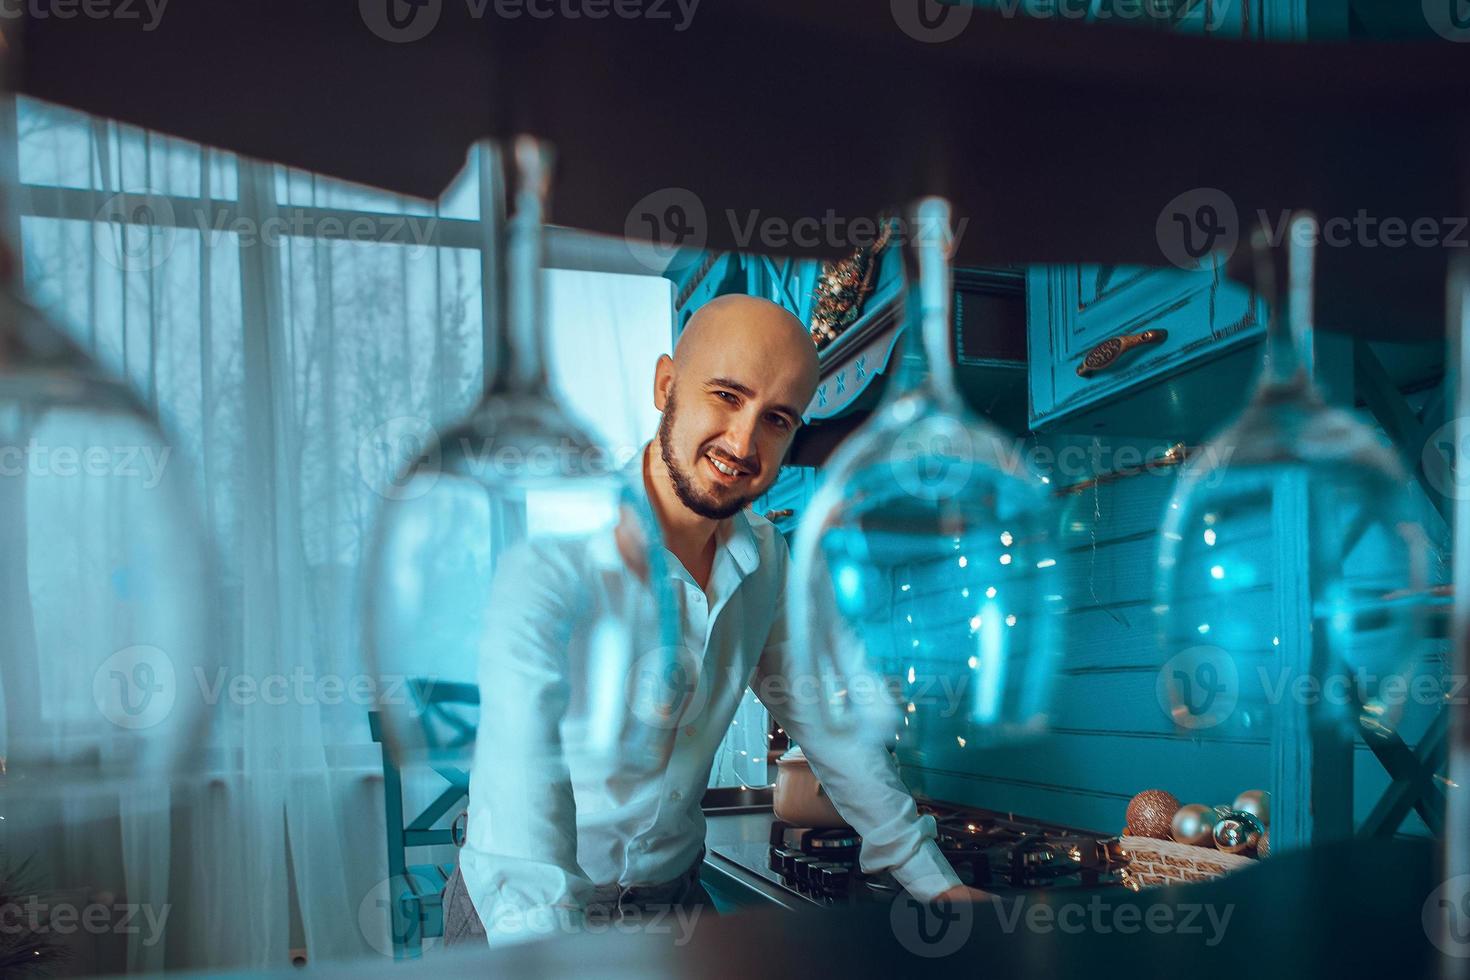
<box><xmin>1155</xmin><ymin>212</ymin><xmax>1430</xmax><ymax>747</ymax></box>
<box><xmin>789</xmin><ymin>198</ymin><xmax>1063</xmax><ymax>750</ymax></box>
<box><xmin>0</xmin><ymin>284</ymin><xmax>214</xmax><ymax>798</ymax></box>
<box><xmin>363</xmin><ymin>138</ymin><xmax>678</xmax><ymax>779</ymax></box>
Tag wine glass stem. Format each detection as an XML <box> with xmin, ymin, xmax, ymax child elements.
<box><xmin>894</xmin><ymin>198</ymin><xmax>959</xmax><ymax>405</ymax></box>
<box><xmin>477</xmin><ymin>139</ymin><xmax>550</xmax><ymax>398</ymax></box>
<box><xmin>1263</xmin><ymin>212</ymin><xmax>1318</xmax><ymax>386</ymax></box>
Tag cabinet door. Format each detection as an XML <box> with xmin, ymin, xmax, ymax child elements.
<box><xmin>1028</xmin><ymin>260</ymin><xmax>1260</xmax><ymax>428</ymax></box>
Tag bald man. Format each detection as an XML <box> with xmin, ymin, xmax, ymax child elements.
<box><xmin>444</xmin><ymin>295</ymin><xmax>983</xmax><ymax>949</ymax></box>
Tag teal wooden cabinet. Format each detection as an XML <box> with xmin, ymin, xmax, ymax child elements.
<box><xmin>667</xmin><ymin>250</ymin><xmax>764</xmax><ymax>333</ymax></box>
<box><xmin>1027</xmin><ymin>261</ymin><xmax>1262</xmax><ymax>430</ymax></box>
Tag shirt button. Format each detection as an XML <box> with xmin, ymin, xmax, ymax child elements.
<box><xmin>669</xmin><ymin>790</ymin><xmax>683</xmax><ymax>802</ymax></box>
<box><xmin>683</xmin><ymin>726</ymin><xmax>697</xmax><ymax>737</ymax></box>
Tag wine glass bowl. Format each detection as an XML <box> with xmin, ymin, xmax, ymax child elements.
<box><xmin>1156</xmin><ymin>214</ymin><xmax>1431</xmax><ymax>742</ymax></box>
<box><xmin>790</xmin><ymin>197</ymin><xmax>1062</xmax><ymax>750</ymax></box>
<box><xmin>0</xmin><ymin>288</ymin><xmax>213</xmax><ymax>799</ymax></box>
<box><xmin>363</xmin><ymin>138</ymin><xmax>677</xmax><ymax>776</ymax></box>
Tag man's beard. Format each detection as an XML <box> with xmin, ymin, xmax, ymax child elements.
<box><xmin>657</xmin><ymin>391</ymin><xmax>754</xmax><ymax>521</ymax></box>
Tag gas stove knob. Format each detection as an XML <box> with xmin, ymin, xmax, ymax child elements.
<box><xmin>791</xmin><ymin>856</ymin><xmax>820</xmax><ymax>888</ymax></box>
<box><xmin>820</xmin><ymin>864</ymin><xmax>852</xmax><ymax>896</ymax></box>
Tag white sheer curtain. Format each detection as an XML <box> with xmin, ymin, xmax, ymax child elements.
<box><xmin>12</xmin><ymin>96</ymin><xmax>679</xmax><ymax>972</ymax></box>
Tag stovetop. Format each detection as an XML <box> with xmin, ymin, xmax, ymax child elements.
<box><xmin>756</xmin><ymin>804</ymin><xmax>1134</xmax><ymax>905</ymax></box>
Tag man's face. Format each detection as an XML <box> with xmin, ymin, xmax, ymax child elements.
<box><xmin>656</xmin><ymin>368</ymin><xmax>808</xmax><ymax>521</ymax></box>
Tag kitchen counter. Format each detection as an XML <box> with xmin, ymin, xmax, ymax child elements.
<box><xmin>210</xmin><ymin>834</ymin><xmax>1444</xmax><ymax>978</ymax></box>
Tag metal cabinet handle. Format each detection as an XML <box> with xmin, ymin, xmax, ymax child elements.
<box><xmin>1076</xmin><ymin>329</ymin><xmax>1168</xmax><ymax>378</ymax></box>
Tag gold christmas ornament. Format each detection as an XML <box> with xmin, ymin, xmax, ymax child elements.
<box><xmin>1170</xmin><ymin>803</ymin><xmax>1216</xmax><ymax>846</ymax></box>
<box><xmin>1232</xmin><ymin>789</ymin><xmax>1270</xmax><ymax>826</ymax></box>
<box><xmin>1259</xmin><ymin>829</ymin><xmax>1270</xmax><ymax>858</ymax></box>
<box><xmin>1126</xmin><ymin>789</ymin><xmax>1181</xmax><ymax>840</ymax></box>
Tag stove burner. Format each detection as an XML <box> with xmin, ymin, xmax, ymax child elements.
<box><xmin>766</xmin><ymin>810</ymin><xmax>1132</xmax><ymax>902</ymax></box>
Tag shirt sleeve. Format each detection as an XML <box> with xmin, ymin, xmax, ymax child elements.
<box><xmin>458</xmin><ymin>539</ymin><xmax>596</xmax><ymax>945</ymax></box>
<box><xmin>752</xmin><ymin>542</ymin><xmax>963</xmax><ymax>903</ymax></box>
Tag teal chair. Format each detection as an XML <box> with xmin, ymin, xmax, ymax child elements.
<box><xmin>369</xmin><ymin>679</ymin><xmax>480</xmax><ymax>958</ymax></box>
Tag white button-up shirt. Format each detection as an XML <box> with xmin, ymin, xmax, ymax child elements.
<box><xmin>460</xmin><ymin>445</ymin><xmax>960</xmax><ymax>941</ymax></box>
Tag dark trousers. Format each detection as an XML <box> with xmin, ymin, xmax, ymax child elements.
<box><xmin>442</xmin><ymin>848</ymin><xmax>716</xmax><ymax>948</ymax></box>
